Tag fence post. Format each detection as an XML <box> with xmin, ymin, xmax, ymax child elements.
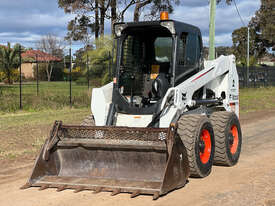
<box><xmin>253</xmin><ymin>72</ymin><xmax>256</xmax><ymax>88</ymax></box>
<box><xmin>87</xmin><ymin>53</ymin><xmax>89</xmax><ymax>89</ymax></box>
<box><xmin>241</xmin><ymin>64</ymin><xmax>245</xmax><ymax>88</ymax></box>
<box><xmin>36</xmin><ymin>54</ymin><xmax>39</xmax><ymax>95</ymax></box>
<box><xmin>19</xmin><ymin>45</ymin><xmax>22</xmax><ymax>109</ymax></box>
<box><xmin>246</xmin><ymin>66</ymin><xmax>249</xmax><ymax>87</ymax></box>
<box><xmin>69</xmin><ymin>48</ymin><xmax>72</xmax><ymax>107</ymax></box>
<box><xmin>108</xmin><ymin>51</ymin><xmax>111</xmax><ymax>80</ymax></box>
<box><xmin>264</xmin><ymin>67</ymin><xmax>270</xmax><ymax>87</ymax></box>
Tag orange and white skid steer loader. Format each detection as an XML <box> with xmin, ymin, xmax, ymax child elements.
<box><xmin>21</xmin><ymin>17</ymin><xmax>242</xmax><ymax>200</ymax></box>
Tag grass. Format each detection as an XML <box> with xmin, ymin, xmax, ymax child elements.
<box><xmin>0</xmin><ymin>108</ymin><xmax>90</xmax><ymax>160</ymax></box>
<box><xmin>0</xmin><ymin>83</ymin><xmax>275</xmax><ymax>161</ymax></box>
<box><xmin>1</xmin><ymin>81</ymin><xmax>274</xmax><ymax>114</ymax></box>
<box><xmin>0</xmin><ymin>81</ymin><xmax>92</xmax><ymax>113</ymax></box>
<box><xmin>0</xmin><ymin>81</ymin><xmax>92</xmax><ymax>160</ymax></box>
<box><xmin>240</xmin><ymin>87</ymin><xmax>275</xmax><ymax>113</ymax></box>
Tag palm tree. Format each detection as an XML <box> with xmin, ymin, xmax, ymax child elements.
<box><xmin>0</xmin><ymin>43</ymin><xmax>20</xmax><ymax>84</ymax></box>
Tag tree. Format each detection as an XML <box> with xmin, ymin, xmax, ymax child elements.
<box><xmin>133</xmin><ymin>0</ymin><xmax>152</xmax><ymax>22</ymax></box>
<box><xmin>58</xmin><ymin>0</ymin><xmax>108</xmax><ymax>40</ymax></box>
<box><xmin>0</xmin><ymin>43</ymin><xmax>20</xmax><ymax>84</ymax></box>
<box><xmin>216</xmin><ymin>46</ymin><xmax>233</xmax><ymax>57</ymax></box>
<box><xmin>65</xmin><ymin>16</ymin><xmax>94</xmax><ymax>46</ymax></box>
<box><xmin>250</xmin><ymin>0</ymin><xmax>275</xmax><ymax>51</ymax></box>
<box><xmin>141</xmin><ymin>0</ymin><xmax>180</xmax><ymax>22</ymax></box>
<box><xmin>36</xmin><ymin>34</ymin><xmax>64</xmax><ymax>81</ymax></box>
<box><xmin>58</xmin><ymin>0</ymin><xmax>182</xmax><ymax>41</ymax></box>
<box><xmin>81</xmin><ymin>36</ymin><xmax>113</xmax><ymax>85</ymax></box>
<box><xmin>232</xmin><ymin>27</ymin><xmax>265</xmax><ymax>65</ymax></box>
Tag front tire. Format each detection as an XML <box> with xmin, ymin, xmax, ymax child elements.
<box><xmin>210</xmin><ymin>111</ymin><xmax>242</xmax><ymax>166</ymax></box>
<box><xmin>177</xmin><ymin>114</ymin><xmax>215</xmax><ymax>178</ymax></box>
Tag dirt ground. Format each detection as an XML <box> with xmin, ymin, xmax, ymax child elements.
<box><xmin>1</xmin><ymin>111</ymin><xmax>275</xmax><ymax>206</ymax></box>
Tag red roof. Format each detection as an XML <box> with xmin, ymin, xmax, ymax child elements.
<box><xmin>0</xmin><ymin>44</ymin><xmax>8</xmax><ymax>49</ymax></box>
<box><xmin>22</xmin><ymin>50</ymin><xmax>61</xmax><ymax>62</ymax></box>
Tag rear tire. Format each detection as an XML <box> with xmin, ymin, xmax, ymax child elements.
<box><xmin>81</xmin><ymin>114</ymin><xmax>95</xmax><ymax>126</ymax></box>
<box><xmin>210</xmin><ymin>111</ymin><xmax>242</xmax><ymax>166</ymax></box>
<box><xmin>177</xmin><ymin>114</ymin><xmax>215</xmax><ymax>178</ymax></box>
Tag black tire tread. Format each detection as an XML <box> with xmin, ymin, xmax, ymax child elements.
<box><xmin>177</xmin><ymin>114</ymin><xmax>213</xmax><ymax>178</ymax></box>
<box><xmin>210</xmin><ymin>111</ymin><xmax>241</xmax><ymax>166</ymax></box>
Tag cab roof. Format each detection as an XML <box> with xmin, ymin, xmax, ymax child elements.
<box><xmin>114</xmin><ymin>20</ymin><xmax>201</xmax><ymax>36</ymax></box>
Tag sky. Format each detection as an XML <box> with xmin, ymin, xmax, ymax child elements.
<box><xmin>0</xmin><ymin>0</ymin><xmax>261</xmax><ymax>53</ymax></box>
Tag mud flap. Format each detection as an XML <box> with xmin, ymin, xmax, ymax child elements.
<box><xmin>21</xmin><ymin>121</ymin><xmax>189</xmax><ymax>199</ymax></box>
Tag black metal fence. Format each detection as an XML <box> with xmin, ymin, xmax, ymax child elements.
<box><xmin>1</xmin><ymin>46</ymin><xmax>275</xmax><ymax>112</ymax></box>
<box><xmin>237</xmin><ymin>66</ymin><xmax>275</xmax><ymax>88</ymax></box>
<box><xmin>0</xmin><ymin>46</ymin><xmax>114</xmax><ymax>112</ymax></box>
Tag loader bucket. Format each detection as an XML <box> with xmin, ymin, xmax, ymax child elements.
<box><xmin>21</xmin><ymin>121</ymin><xmax>189</xmax><ymax>199</ymax></box>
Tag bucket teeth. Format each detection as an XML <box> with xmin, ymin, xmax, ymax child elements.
<box><xmin>130</xmin><ymin>190</ymin><xmax>140</xmax><ymax>198</ymax></box>
<box><xmin>39</xmin><ymin>185</ymin><xmax>50</xmax><ymax>191</ymax></box>
<box><xmin>74</xmin><ymin>186</ymin><xmax>85</xmax><ymax>193</ymax></box>
<box><xmin>56</xmin><ymin>185</ymin><xmax>67</xmax><ymax>192</ymax></box>
<box><xmin>93</xmin><ymin>187</ymin><xmax>102</xmax><ymax>194</ymax></box>
<box><xmin>111</xmin><ymin>188</ymin><xmax>121</xmax><ymax>196</ymax></box>
<box><xmin>20</xmin><ymin>183</ymin><xmax>31</xmax><ymax>190</ymax></box>
<box><xmin>153</xmin><ymin>192</ymin><xmax>160</xmax><ymax>200</ymax></box>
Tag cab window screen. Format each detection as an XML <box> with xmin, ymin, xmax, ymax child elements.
<box><xmin>186</xmin><ymin>34</ymin><xmax>198</xmax><ymax>66</ymax></box>
<box><xmin>154</xmin><ymin>37</ymin><xmax>172</xmax><ymax>63</ymax></box>
<box><xmin>122</xmin><ymin>35</ymin><xmax>144</xmax><ymax>67</ymax></box>
<box><xmin>178</xmin><ymin>33</ymin><xmax>187</xmax><ymax>65</ymax></box>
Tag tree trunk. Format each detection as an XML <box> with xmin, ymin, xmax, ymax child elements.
<box><xmin>95</xmin><ymin>0</ymin><xmax>99</xmax><ymax>39</ymax></box>
<box><xmin>7</xmin><ymin>68</ymin><xmax>12</xmax><ymax>84</ymax></box>
<box><xmin>133</xmin><ymin>0</ymin><xmax>152</xmax><ymax>22</ymax></box>
<box><xmin>111</xmin><ymin>0</ymin><xmax>117</xmax><ymax>35</ymax></box>
<box><xmin>49</xmin><ymin>63</ymin><xmax>53</xmax><ymax>81</ymax></box>
<box><xmin>133</xmin><ymin>0</ymin><xmax>141</xmax><ymax>22</ymax></box>
<box><xmin>45</xmin><ymin>62</ymin><xmax>51</xmax><ymax>82</ymax></box>
<box><xmin>5</xmin><ymin>62</ymin><xmax>12</xmax><ymax>84</ymax></box>
<box><xmin>99</xmin><ymin>0</ymin><xmax>105</xmax><ymax>37</ymax></box>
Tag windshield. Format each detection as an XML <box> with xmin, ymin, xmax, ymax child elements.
<box><xmin>118</xmin><ymin>30</ymin><xmax>173</xmax><ymax>108</ymax></box>
<box><xmin>154</xmin><ymin>37</ymin><xmax>172</xmax><ymax>63</ymax></box>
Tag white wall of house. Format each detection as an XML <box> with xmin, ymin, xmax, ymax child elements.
<box><xmin>19</xmin><ymin>63</ymin><xmax>36</xmax><ymax>78</ymax></box>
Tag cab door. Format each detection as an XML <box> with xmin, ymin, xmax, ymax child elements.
<box><xmin>175</xmin><ymin>32</ymin><xmax>202</xmax><ymax>86</ymax></box>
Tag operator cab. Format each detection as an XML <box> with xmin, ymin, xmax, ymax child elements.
<box><xmin>119</xmin><ymin>25</ymin><xmax>172</xmax><ymax>107</ymax></box>
<box><xmin>112</xmin><ymin>20</ymin><xmax>203</xmax><ymax>115</ymax></box>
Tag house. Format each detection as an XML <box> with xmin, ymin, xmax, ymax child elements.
<box><xmin>20</xmin><ymin>49</ymin><xmax>61</xmax><ymax>78</ymax></box>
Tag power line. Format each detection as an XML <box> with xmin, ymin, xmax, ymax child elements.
<box><xmin>233</xmin><ymin>0</ymin><xmax>246</xmax><ymax>26</ymax></box>
<box><xmin>233</xmin><ymin>0</ymin><xmax>250</xmax><ymax>86</ymax></box>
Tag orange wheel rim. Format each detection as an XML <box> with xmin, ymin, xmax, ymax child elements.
<box><xmin>230</xmin><ymin>125</ymin><xmax>239</xmax><ymax>154</ymax></box>
<box><xmin>199</xmin><ymin>129</ymin><xmax>212</xmax><ymax>164</ymax></box>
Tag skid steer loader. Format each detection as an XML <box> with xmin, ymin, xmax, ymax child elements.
<box><xmin>21</xmin><ymin>15</ymin><xmax>242</xmax><ymax>200</ymax></box>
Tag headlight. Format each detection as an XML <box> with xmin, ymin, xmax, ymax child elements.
<box><xmin>160</xmin><ymin>21</ymin><xmax>175</xmax><ymax>35</ymax></box>
<box><xmin>114</xmin><ymin>24</ymin><xmax>126</xmax><ymax>37</ymax></box>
